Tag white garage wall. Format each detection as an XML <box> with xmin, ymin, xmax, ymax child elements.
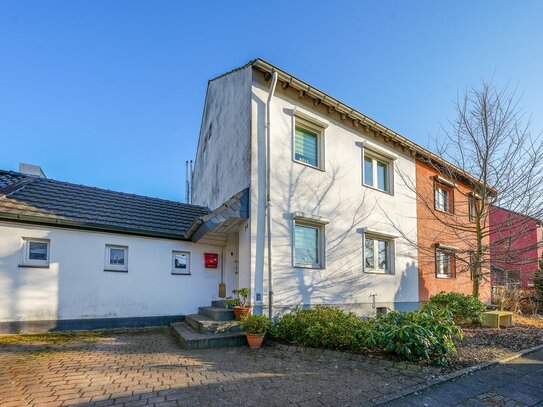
<box><xmin>0</xmin><ymin>222</ymin><xmax>223</xmax><ymax>323</ymax></box>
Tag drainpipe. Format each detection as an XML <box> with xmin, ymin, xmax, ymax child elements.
<box><xmin>266</xmin><ymin>71</ymin><xmax>278</xmax><ymax>319</ymax></box>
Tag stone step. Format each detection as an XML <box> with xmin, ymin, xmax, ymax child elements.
<box><xmin>185</xmin><ymin>314</ymin><xmax>241</xmax><ymax>334</ymax></box>
<box><xmin>170</xmin><ymin>322</ymin><xmax>246</xmax><ymax>350</ymax></box>
<box><xmin>198</xmin><ymin>306</ymin><xmax>235</xmax><ymax>321</ymax></box>
<box><xmin>211</xmin><ymin>300</ymin><xmax>228</xmax><ymax>308</ymax></box>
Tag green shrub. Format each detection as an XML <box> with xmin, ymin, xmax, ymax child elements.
<box><xmin>270</xmin><ymin>305</ymin><xmax>462</xmax><ymax>366</ymax></box>
<box><xmin>270</xmin><ymin>306</ymin><xmax>373</xmax><ymax>351</ymax></box>
<box><xmin>376</xmin><ymin>306</ymin><xmax>463</xmax><ymax>366</ymax></box>
<box><xmin>426</xmin><ymin>292</ymin><xmax>487</xmax><ymax>324</ymax></box>
<box><xmin>224</xmin><ymin>288</ymin><xmax>250</xmax><ymax>308</ymax></box>
<box><xmin>239</xmin><ymin>314</ymin><xmax>271</xmax><ymax>335</ymax></box>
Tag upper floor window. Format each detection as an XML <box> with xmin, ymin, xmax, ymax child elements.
<box><xmin>292</xmin><ymin>112</ymin><xmax>327</xmax><ymax>171</ymax></box>
<box><xmin>105</xmin><ymin>245</ymin><xmax>128</xmax><ymax>272</ymax></box>
<box><xmin>468</xmin><ymin>194</ymin><xmax>480</xmax><ymax>222</ymax></box>
<box><xmin>363</xmin><ymin>233</ymin><xmax>395</xmax><ymax>274</ymax></box>
<box><xmin>363</xmin><ymin>153</ymin><xmax>392</xmax><ymax>193</ymax></box>
<box><xmin>434</xmin><ymin>181</ymin><xmax>454</xmax><ymax>213</ymax></box>
<box><xmin>295</xmin><ymin>126</ymin><xmax>319</xmax><ymax>167</ymax></box>
<box><xmin>20</xmin><ymin>238</ymin><xmax>50</xmax><ymax>268</ymax></box>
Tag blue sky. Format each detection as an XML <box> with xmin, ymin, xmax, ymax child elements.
<box><xmin>1</xmin><ymin>1</ymin><xmax>542</xmax><ymax>202</ymax></box>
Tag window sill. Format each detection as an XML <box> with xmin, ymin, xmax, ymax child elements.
<box><xmin>294</xmin><ymin>264</ymin><xmax>324</xmax><ymax>270</ymax></box>
<box><xmin>19</xmin><ymin>264</ymin><xmax>50</xmax><ymax>269</ymax></box>
<box><xmin>172</xmin><ymin>272</ymin><xmax>191</xmax><ymax>276</ymax></box>
<box><xmin>293</xmin><ymin>159</ymin><xmax>325</xmax><ymax>172</ymax></box>
<box><xmin>436</xmin><ymin>274</ymin><xmax>453</xmax><ymax>279</ymax></box>
<box><xmin>364</xmin><ymin>270</ymin><xmax>394</xmax><ymax>275</ymax></box>
<box><xmin>104</xmin><ymin>269</ymin><xmax>128</xmax><ymax>273</ymax></box>
<box><xmin>434</xmin><ymin>208</ymin><xmax>454</xmax><ymax>215</ymax></box>
<box><xmin>362</xmin><ymin>183</ymin><xmax>393</xmax><ymax>196</ymax></box>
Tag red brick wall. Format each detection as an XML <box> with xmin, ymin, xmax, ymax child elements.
<box><xmin>416</xmin><ymin>160</ymin><xmax>491</xmax><ymax>302</ymax></box>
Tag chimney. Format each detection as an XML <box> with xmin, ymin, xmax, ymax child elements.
<box><xmin>19</xmin><ymin>163</ymin><xmax>47</xmax><ymax>178</ymax></box>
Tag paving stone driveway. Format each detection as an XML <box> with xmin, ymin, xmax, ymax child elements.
<box><xmin>0</xmin><ymin>328</ymin><xmax>427</xmax><ymax>407</ymax></box>
<box><xmin>384</xmin><ymin>350</ymin><xmax>543</xmax><ymax>407</ymax></box>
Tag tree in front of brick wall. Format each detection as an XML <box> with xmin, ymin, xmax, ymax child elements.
<box><xmin>385</xmin><ymin>81</ymin><xmax>543</xmax><ymax>299</ymax></box>
<box><xmin>534</xmin><ymin>256</ymin><xmax>543</xmax><ymax>311</ymax></box>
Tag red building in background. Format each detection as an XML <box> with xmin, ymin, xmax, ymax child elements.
<box><xmin>490</xmin><ymin>206</ymin><xmax>543</xmax><ymax>290</ymax></box>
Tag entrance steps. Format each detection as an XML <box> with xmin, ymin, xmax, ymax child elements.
<box><xmin>170</xmin><ymin>300</ymin><xmax>246</xmax><ymax>350</ymax></box>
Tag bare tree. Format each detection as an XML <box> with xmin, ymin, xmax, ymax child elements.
<box><xmin>388</xmin><ymin>81</ymin><xmax>543</xmax><ymax>299</ymax></box>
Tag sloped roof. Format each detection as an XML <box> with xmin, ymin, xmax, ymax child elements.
<box><xmin>0</xmin><ymin>170</ymin><xmax>209</xmax><ymax>239</ymax></box>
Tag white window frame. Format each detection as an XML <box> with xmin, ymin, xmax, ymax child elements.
<box><xmin>20</xmin><ymin>238</ymin><xmax>50</xmax><ymax>268</ymax></box>
<box><xmin>292</xmin><ymin>213</ymin><xmax>328</xmax><ymax>269</ymax></box>
<box><xmin>171</xmin><ymin>251</ymin><xmax>191</xmax><ymax>275</ymax></box>
<box><xmin>363</xmin><ymin>232</ymin><xmax>395</xmax><ymax>274</ymax></box>
<box><xmin>362</xmin><ymin>149</ymin><xmax>394</xmax><ymax>194</ymax></box>
<box><xmin>104</xmin><ymin>245</ymin><xmax>128</xmax><ymax>272</ymax></box>
<box><xmin>292</xmin><ymin>116</ymin><xmax>325</xmax><ymax>171</ymax></box>
<box><xmin>435</xmin><ymin>248</ymin><xmax>455</xmax><ymax>279</ymax></box>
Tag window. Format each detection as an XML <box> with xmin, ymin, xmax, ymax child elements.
<box><xmin>364</xmin><ymin>234</ymin><xmax>393</xmax><ymax>274</ymax></box>
<box><xmin>363</xmin><ymin>153</ymin><xmax>392</xmax><ymax>193</ymax></box>
<box><xmin>293</xmin><ymin>220</ymin><xmax>325</xmax><ymax>269</ymax></box>
<box><xmin>172</xmin><ymin>251</ymin><xmax>191</xmax><ymax>275</ymax></box>
<box><xmin>105</xmin><ymin>245</ymin><xmax>128</xmax><ymax>272</ymax></box>
<box><xmin>20</xmin><ymin>238</ymin><xmax>50</xmax><ymax>267</ymax></box>
<box><xmin>434</xmin><ymin>182</ymin><xmax>453</xmax><ymax>213</ymax></box>
<box><xmin>468</xmin><ymin>195</ymin><xmax>480</xmax><ymax>222</ymax></box>
<box><xmin>294</xmin><ymin>125</ymin><xmax>321</xmax><ymax>168</ymax></box>
<box><xmin>436</xmin><ymin>249</ymin><xmax>455</xmax><ymax>279</ymax></box>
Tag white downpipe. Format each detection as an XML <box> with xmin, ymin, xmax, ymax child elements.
<box><xmin>266</xmin><ymin>71</ymin><xmax>278</xmax><ymax>319</ymax></box>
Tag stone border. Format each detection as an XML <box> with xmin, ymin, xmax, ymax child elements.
<box><xmin>371</xmin><ymin>343</ymin><xmax>543</xmax><ymax>405</ymax></box>
<box><xmin>268</xmin><ymin>342</ymin><xmax>441</xmax><ymax>374</ymax></box>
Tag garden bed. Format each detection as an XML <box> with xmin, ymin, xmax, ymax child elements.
<box><xmin>442</xmin><ymin>315</ymin><xmax>543</xmax><ymax>373</ymax></box>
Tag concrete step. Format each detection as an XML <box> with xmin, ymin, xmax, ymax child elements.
<box><xmin>185</xmin><ymin>314</ymin><xmax>241</xmax><ymax>334</ymax></box>
<box><xmin>211</xmin><ymin>300</ymin><xmax>228</xmax><ymax>308</ymax></box>
<box><xmin>170</xmin><ymin>322</ymin><xmax>246</xmax><ymax>350</ymax></box>
<box><xmin>198</xmin><ymin>306</ymin><xmax>235</xmax><ymax>321</ymax></box>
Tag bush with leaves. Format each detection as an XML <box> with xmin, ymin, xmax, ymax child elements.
<box><xmin>426</xmin><ymin>292</ymin><xmax>487</xmax><ymax>324</ymax></box>
<box><xmin>376</xmin><ymin>307</ymin><xmax>463</xmax><ymax>366</ymax></box>
<box><xmin>270</xmin><ymin>305</ymin><xmax>462</xmax><ymax>365</ymax></box>
<box><xmin>239</xmin><ymin>314</ymin><xmax>271</xmax><ymax>335</ymax></box>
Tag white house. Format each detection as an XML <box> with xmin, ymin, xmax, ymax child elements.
<box><xmin>191</xmin><ymin>59</ymin><xmax>420</xmax><ymax>318</ymax></box>
<box><xmin>1</xmin><ymin>59</ymin><xmax>430</xmax><ymax>334</ymax></box>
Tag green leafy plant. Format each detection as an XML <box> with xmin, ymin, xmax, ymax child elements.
<box><xmin>376</xmin><ymin>306</ymin><xmax>463</xmax><ymax>366</ymax></box>
<box><xmin>426</xmin><ymin>292</ymin><xmax>487</xmax><ymax>324</ymax></box>
<box><xmin>224</xmin><ymin>288</ymin><xmax>250</xmax><ymax>308</ymax></box>
<box><xmin>239</xmin><ymin>314</ymin><xmax>271</xmax><ymax>336</ymax></box>
<box><xmin>270</xmin><ymin>305</ymin><xmax>462</xmax><ymax>366</ymax></box>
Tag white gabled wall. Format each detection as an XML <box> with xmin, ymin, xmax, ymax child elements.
<box><xmin>250</xmin><ymin>71</ymin><xmax>419</xmax><ymax>314</ymax></box>
<box><xmin>0</xmin><ymin>222</ymin><xmax>223</xmax><ymax>322</ymax></box>
<box><xmin>191</xmin><ymin>65</ymin><xmax>253</xmax><ymax>211</ymax></box>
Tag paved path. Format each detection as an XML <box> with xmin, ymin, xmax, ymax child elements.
<box><xmin>0</xmin><ymin>328</ymin><xmax>427</xmax><ymax>407</ymax></box>
<box><xmin>385</xmin><ymin>350</ymin><xmax>543</xmax><ymax>407</ymax></box>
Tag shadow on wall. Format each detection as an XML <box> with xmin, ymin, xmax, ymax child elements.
<box><xmin>393</xmin><ymin>261</ymin><xmax>418</xmax><ymax>312</ymax></box>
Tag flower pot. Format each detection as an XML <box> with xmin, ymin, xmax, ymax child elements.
<box><xmin>246</xmin><ymin>334</ymin><xmax>264</xmax><ymax>349</ymax></box>
<box><xmin>233</xmin><ymin>306</ymin><xmax>252</xmax><ymax>321</ymax></box>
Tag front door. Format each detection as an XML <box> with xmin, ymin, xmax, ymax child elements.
<box><xmin>224</xmin><ymin>232</ymin><xmax>239</xmax><ymax>296</ymax></box>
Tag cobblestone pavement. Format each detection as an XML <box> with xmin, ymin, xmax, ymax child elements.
<box><xmin>385</xmin><ymin>350</ymin><xmax>543</xmax><ymax>407</ymax></box>
<box><xmin>0</xmin><ymin>328</ymin><xmax>427</xmax><ymax>407</ymax></box>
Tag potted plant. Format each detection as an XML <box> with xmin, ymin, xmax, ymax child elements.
<box><xmin>224</xmin><ymin>288</ymin><xmax>252</xmax><ymax>320</ymax></box>
<box><xmin>239</xmin><ymin>314</ymin><xmax>271</xmax><ymax>349</ymax></box>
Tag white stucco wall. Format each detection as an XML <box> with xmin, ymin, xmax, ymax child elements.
<box><xmin>0</xmin><ymin>222</ymin><xmax>223</xmax><ymax>322</ymax></box>
<box><xmin>191</xmin><ymin>65</ymin><xmax>252</xmax><ymax>210</ymax></box>
<box><xmin>250</xmin><ymin>72</ymin><xmax>419</xmax><ymax>314</ymax></box>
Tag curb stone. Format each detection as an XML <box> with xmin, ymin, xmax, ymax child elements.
<box><xmin>371</xmin><ymin>343</ymin><xmax>543</xmax><ymax>405</ymax></box>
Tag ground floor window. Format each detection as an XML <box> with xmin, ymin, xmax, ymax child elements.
<box><xmin>172</xmin><ymin>251</ymin><xmax>191</xmax><ymax>275</ymax></box>
<box><xmin>364</xmin><ymin>234</ymin><xmax>394</xmax><ymax>274</ymax></box>
<box><xmin>293</xmin><ymin>219</ymin><xmax>325</xmax><ymax>269</ymax></box>
<box><xmin>105</xmin><ymin>245</ymin><xmax>128</xmax><ymax>272</ymax></box>
<box><xmin>20</xmin><ymin>238</ymin><xmax>50</xmax><ymax>267</ymax></box>
<box><xmin>435</xmin><ymin>249</ymin><xmax>455</xmax><ymax>278</ymax></box>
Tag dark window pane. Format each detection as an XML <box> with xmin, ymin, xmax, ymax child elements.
<box><xmin>29</xmin><ymin>241</ymin><xmax>48</xmax><ymax>260</ymax></box>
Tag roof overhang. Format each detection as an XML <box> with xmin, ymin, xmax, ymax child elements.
<box><xmin>185</xmin><ymin>188</ymin><xmax>249</xmax><ymax>245</ymax></box>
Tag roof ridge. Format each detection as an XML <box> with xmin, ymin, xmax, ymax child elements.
<box><xmin>208</xmin><ymin>59</ymin><xmax>256</xmax><ymax>83</ymax></box>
